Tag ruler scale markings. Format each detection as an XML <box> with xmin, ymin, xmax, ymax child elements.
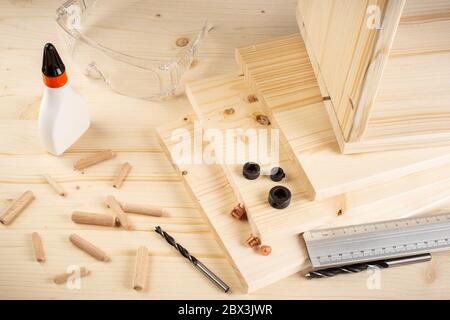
<box><xmin>304</xmin><ymin>213</ymin><xmax>450</xmax><ymax>268</ymax></box>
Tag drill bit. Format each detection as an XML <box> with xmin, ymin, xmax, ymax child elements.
<box><xmin>154</xmin><ymin>226</ymin><xmax>230</xmax><ymax>293</ymax></box>
<box><xmin>305</xmin><ymin>253</ymin><xmax>431</xmax><ymax>279</ymax></box>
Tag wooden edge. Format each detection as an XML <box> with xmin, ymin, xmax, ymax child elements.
<box><xmin>347</xmin><ymin>0</ymin><xmax>406</xmax><ymax>142</ymax></box>
<box><xmin>154</xmin><ymin>124</ymin><xmax>249</xmax><ymax>293</ymax></box>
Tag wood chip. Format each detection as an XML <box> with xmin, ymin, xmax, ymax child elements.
<box><xmin>0</xmin><ymin>191</ymin><xmax>35</xmax><ymax>225</ymax></box>
<box><xmin>133</xmin><ymin>246</ymin><xmax>149</xmax><ymax>291</ymax></box>
<box><xmin>69</xmin><ymin>234</ymin><xmax>110</xmax><ymax>262</ymax></box>
<box><xmin>112</xmin><ymin>162</ymin><xmax>132</xmax><ymax>189</ymax></box>
<box><xmin>31</xmin><ymin>232</ymin><xmax>45</xmax><ymax>263</ymax></box>
<box><xmin>73</xmin><ymin>150</ymin><xmax>115</xmax><ymax>171</ymax></box>
<box><xmin>43</xmin><ymin>174</ymin><xmax>66</xmax><ymax>197</ymax></box>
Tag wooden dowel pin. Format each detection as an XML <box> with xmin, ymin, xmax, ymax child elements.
<box><xmin>133</xmin><ymin>246</ymin><xmax>149</xmax><ymax>291</ymax></box>
<box><xmin>71</xmin><ymin>211</ymin><xmax>119</xmax><ymax>227</ymax></box>
<box><xmin>113</xmin><ymin>162</ymin><xmax>132</xmax><ymax>189</ymax></box>
<box><xmin>105</xmin><ymin>195</ymin><xmax>131</xmax><ymax>230</ymax></box>
<box><xmin>73</xmin><ymin>149</ymin><xmax>115</xmax><ymax>171</ymax></box>
<box><xmin>31</xmin><ymin>232</ymin><xmax>46</xmax><ymax>263</ymax></box>
<box><xmin>69</xmin><ymin>234</ymin><xmax>110</xmax><ymax>262</ymax></box>
<box><xmin>54</xmin><ymin>267</ymin><xmax>90</xmax><ymax>285</ymax></box>
<box><xmin>0</xmin><ymin>190</ymin><xmax>35</xmax><ymax>225</ymax></box>
<box><xmin>121</xmin><ymin>202</ymin><xmax>164</xmax><ymax>217</ymax></box>
<box><xmin>43</xmin><ymin>174</ymin><xmax>66</xmax><ymax>197</ymax></box>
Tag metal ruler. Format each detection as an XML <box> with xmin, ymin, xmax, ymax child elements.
<box><xmin>303</xmin><ymin>213</ymin><xmax>450</xmax><ymax>269</ymax></box>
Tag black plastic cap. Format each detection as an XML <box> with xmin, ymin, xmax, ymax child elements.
<box><xmin>243</xmin><ymin>162</ymin><xmax>260</xmax><ymax>180</ymax></box>
<box><xmin>270</xmin><ymin>167</ymin><xmax>286</xmax><ymax>182</ymax></box>
<box><xmin>42</xmin><ymin>43</ymin><xmax>65</xmax><ymax>77</ymax></box>
<box><xmin>268</xmin><ymin>186</ymin><xmax>291</xmax><ymax>209</ymax></box>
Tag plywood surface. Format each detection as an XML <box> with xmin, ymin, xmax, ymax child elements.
<box><xmin>236</xmin><ymin>34</ymin><xmax>450</xmax><ymax>200</ymax></box>
<box><xmin>1</xmin><ymin>0</ymin><xmax>449</xmax><ymax>299</ymax></box>
<box><xmin>186</xmin><ymin>73</ymin><xmax>450</xmax><ymax>242</ymax></box>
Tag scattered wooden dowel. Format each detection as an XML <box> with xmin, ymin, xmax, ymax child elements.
<box><xmin>31</xmin><ymin>232</ymin><xmax>45</xmax><ymax>263</ymax></box>
<box><xmin>73</xmin><ymin>150</ymin><xmax>115</xmax><ymax>171</ymax></box>
<box><xmin>43</xmin><ymin>174</ymin><xmax>66</xmax><ymax>197</ymax></box>
<box><xmin>0</xmin><ymin>191</ymin><xmax>35</xmax><ymax>225</ymax></box>
<box><xmin>71</xmin><ymin>211</ymin><xmax>119</xmax><ymax>228</ymax></box>
<box><xmin>105</xmin><ymin>195</ymin><xmax>131</xmax><ymax>230</ymax></box>
<box><xmin>54</xmin><ymin>267</ymin><xmax>90</xmax><ymax>285</ymax></box>
<box><xmin>113</xmin><ymin>162</ymin><xmax>132</xmax><ymax>189</ymax></box>
<box><xmin>69</xmin><ymin>234</ymin><xmax>110</xmax><ymax>262</ymax></box>
<box><xmin>133</xmin><ymin>246</ymin><xmax>149</xmax><ymax>291</ymax></box>
<box><xmin>120</xmin><ymin>202</ymin><xmax>164</xmax><ymax>217</ymax></box>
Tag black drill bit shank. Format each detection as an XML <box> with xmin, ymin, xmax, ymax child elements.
<box><xmin>155</xmin><ymin>226</ymin><xmax>230</xmax><ymax>293</ymax></box>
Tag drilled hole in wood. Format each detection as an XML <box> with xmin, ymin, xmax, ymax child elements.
<box><xmin>337</xmin><ymin>209</ymin><xmax>343</xmax><ymax>216</ymax></box>
<box><xmin>181</xmin><ymin>170</ymin><xmax>188</xmax><ymax>176</ymax></box>
<box><xmin>247</xmin><ymin>94</ymin><xmax>258</xmax><ymax>103</ymax></box>
<box><xmin>183</xmin><ymin>117</ymin><xmax>189</xmax><ymax>121</ymax></box>
<box><xmin>260</xmin><ymin>10</ymin><xmax>265</xmax><ymax>13</ymax></box>
<box><xmin>224</xmin><ymin>108</ymin><xmax>235</xmax><ymax>115</ymax></box>
<box><xmin>176</xmin><ymin>37</ymin><xmax>189</xmax><ymax>47</ymax></box>
<box><xmin>256</xmin><ymin>114</ymin><xmax>271</xmax><ymax>126</ymax></box>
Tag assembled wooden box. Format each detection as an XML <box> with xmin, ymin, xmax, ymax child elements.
<box><xmin>296</xmin><ymin>0</ymin><xmax>450</xmax><ymax>154</ymax></box>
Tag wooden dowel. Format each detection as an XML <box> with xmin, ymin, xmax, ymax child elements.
<box><xmin>133</xmin><ymin>246</ymin><xmax>149</xmax><ymax>291</ymax></box>
<box><xmin>43</xmin><ymin>174</ymin><xmax>66</xmax><ymax>197</ymax></box>
<box><xmin>69</xmin><ymin>234</ymin><xmax>110</xmax><ymax>262</ymax></box>
<box><xmin>54</xmin><ymin>267</ymin><xmax>90</xmax><ymax>285</ymax></box>
<box><xmin>31</xmin><ymin>232</ymin><xmax>46</xmax><ymax>263</ymax></box>
<box><xmin>105</xmin><ymin>195</ymin><xmax>131</xmax><ymax>230</ymax></box>
<box><xmin>0</xmin><ymin>191</ymin><xmax>35</xmax><ymax>225</ymax></box>
<box><xmin>71</xmin><ymin>211</ymin><xmax>119</xmax><ymax>227</ymax></box>
<box><xmin>113</xmin><ymin>162</ymin><xmax>132</xmax><ymax>189</ymax></box>
<box><xmin>73</xmin><ymin>150</ymin><xmax>115</xmax><ymax>171</ymax></box>
<box><xmin>121</xmin><ymin>202</ymin><xmax>164</xmax><ymax>217</ymax></box>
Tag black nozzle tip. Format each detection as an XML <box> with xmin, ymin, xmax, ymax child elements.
<box><xmin>42</xmin><ymin>43</ymin><xmax>65</xmax><ymax>77</ymax></box>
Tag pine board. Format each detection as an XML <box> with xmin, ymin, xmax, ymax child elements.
<box><xmin>157</xmin><ymin>118</ymin><xmax>309</xmax><ymax>293</ymax></box>
<box><xmin>186</xmin><ymin>73</ymin><xmax>450</xmax><ymax>242</ymax></box>
<box><xmin>236</xmin><ymin>33</ymin><xmax>450</xmax><ymax>200</ymax></box>
<box><xmin>296</xmin><ymin>0</ymin><xmax>450</xmax><ymax>153</ymax></box>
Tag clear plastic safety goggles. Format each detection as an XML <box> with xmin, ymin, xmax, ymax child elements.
<box><xmin>56</xmin><ymin>0</ymin><xmax>207</xmax><ymax>100</ymax></box>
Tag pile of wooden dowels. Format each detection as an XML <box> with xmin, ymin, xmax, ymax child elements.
<box><xmin>0</xmin><ymin>150</ymin><xmax>165</xmax><ymax>291</ymax></box>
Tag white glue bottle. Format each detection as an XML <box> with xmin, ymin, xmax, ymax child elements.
<box><xmin>39</xmin><ymin>43</ymin><xmax>90</xmax><ymax>156</ymax></box>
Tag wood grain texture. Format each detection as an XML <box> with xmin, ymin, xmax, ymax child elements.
<box><xmin>297</xmin><ymin>0</ymin><xmax>450</xmax><ymax>153</ymax></box>
<box><xmin>0</xmin><ymin>0</ymin><xmax>449</xmax><ymax>299</ymax></box>
<box><xmin>236</xmin><ymin>34</ymin><xmax>450</xmax><ymax>200</ymax></box>
<box><xmin>157</xmin><ymin>118</ymin><xmax>309</xmax><ymax>293</ymax></box>
<box><xmin>186</xmin><ymin>73</ymin><xmax>450</xmax><ymax>242</ymax></box>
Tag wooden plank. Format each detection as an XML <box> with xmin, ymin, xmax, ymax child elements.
<box><xmin>157</xmin><ymin>118</ymin><xmax>309</xmax><ymax>293</ymax></box>
<box><xmin>236</xmin><ymin>33</ymin><xmax>450</xmax><ymax>200</ymax></box>
<box><xmin>364</xmin><ymin>0</ymin><xmax>450</xmax><ymax>141</ymax></box>
<box><xmin>186</xmin><ymin>73</ymin><xmax>450</xmax><ymax>241</ymax></box>
<box><xmin>297</xmin><ymin>0</ymin><xmax>450</xmax><ymax>153</ymax></box>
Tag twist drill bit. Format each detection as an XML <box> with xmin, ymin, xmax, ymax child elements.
<box><xmin>154</xmin><ymin>226</ymin><xmax>230</xmax><ymax>293</ymax></box>
<box><xmin>305</xmin><ymin>253</ymin><xmax>431</xmax><ymax>279</ymax></box>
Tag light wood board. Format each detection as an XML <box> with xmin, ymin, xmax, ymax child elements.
<box><xmin>157</xmin><ymin>118</ymin><xmax>309</xmax><ymax>293</ymax></box>
<box><xmin>186</xmin><ymin>73</ymin><xmax>450</xmax><ymax>241</ymax></box>
<box><xmin>1</xmin><ymin>0</ymin><xmax>449</xmax><ymax>300</ymax></box>
<box><xmin>236</xmin><ymin>33</ymin><xmax>450</xmax><ymax>201</ymax></box>
<box><xmin>296</xmin><ymin>0</ymin><xmax>450</xmax><ymax>153</ymax></box>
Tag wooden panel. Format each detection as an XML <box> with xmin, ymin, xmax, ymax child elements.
<box><xmin>186</xmin><ymin>73</ymin><xmax>450</xmax><ymax>242</ymax></box>
<box><xmin>157</xmin><ymin>118</ymin><xmax>308</xmax><ymax>293</ymax></box>
<box><xmin>364</xmin><ymin>0</ymin><xmax>450</xmax><ymax>140</ymax></box>
<box><xmin>236</xmin><ymin>33</ymin><xmax>450</xmax><ymax>200</ymax></box>
<box><xmin>296</xmin><ymin>0</ymin><xmax>405</xmax><ymax>141</ymax></box>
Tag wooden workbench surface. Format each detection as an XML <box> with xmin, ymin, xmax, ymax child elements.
<box><xmin>0</xmin><ymin>0</ymin><xmax>449</xmax><ymax>299</ymax></box>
